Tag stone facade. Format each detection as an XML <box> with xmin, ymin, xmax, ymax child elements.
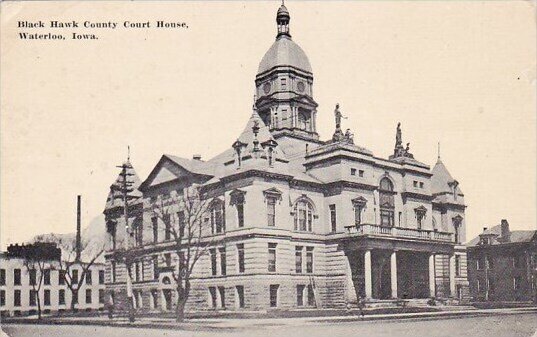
<box><xmin>104</xmin><ymin>4</ymin><xmax>470</xmax><ymax>314</ymax></box>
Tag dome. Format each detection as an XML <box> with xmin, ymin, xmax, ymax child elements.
<box><xmin>257</xmin><ymin>37</ymin><xmax>313</xmax><ymax>75</ymax></box>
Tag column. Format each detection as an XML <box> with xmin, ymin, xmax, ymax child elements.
<box><xmin>390</xmin><ymin>251</ymin><xmax>398</xmax><ymax>299</ymax></box>
<box><xmin>345</xmin><ymin>254</ymin><xmax>358</xmax><ymax>304</ymax></box>
<box><xmin>364</xmin><ymin>250</ymin><xmax>372</xmax><ymax>299</ymax></box>
<box><xmin>449</xmin><ymin>254</ymin><xmax>456</xmax><ymax>297</ymax></box>
<box><xmin>429</xmin><ymin>253</ymin><xmax>436</xmax><ymax>298</ymax></box>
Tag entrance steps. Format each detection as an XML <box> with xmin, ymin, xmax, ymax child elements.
<box><xmin>362</xmin><ymin>298</ymin><xmax>476</xmax><ymax>311</ymax></box>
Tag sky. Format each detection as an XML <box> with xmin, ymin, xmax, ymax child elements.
<box><xmin>1</xmin><ymin>1</ymin><xmax>536</xmax><ymax>249</ymax></box>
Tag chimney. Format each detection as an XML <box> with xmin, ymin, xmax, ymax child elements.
<box><xmin>501</xmin><ymin>219</ymin><xmax>510</xmax><ymax>241</ymax></box>
<box><xmin>76</xmin><ymin>195</ymin><xmax>81</xmax><ymax>262</ymax></box>
<box><xmin>483</xmin><ymin>227</ymin><xmax>487</xmax><ymax>233</ymax></box>
<box><xmin>192</xmin><ymin>154</ymin><xmax>202</xmax><ymax>161</ymax></box>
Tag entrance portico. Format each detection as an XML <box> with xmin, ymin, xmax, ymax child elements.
<box><xmin>342</xmin><ymin>232</ymin><xmax>455</xmax><ymax>301</ymax></box>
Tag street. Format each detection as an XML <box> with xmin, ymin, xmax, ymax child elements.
<box><xmin>2</xmin><ymin>312</ymin><xmax>537</xmax><ymax>337</ymax></box>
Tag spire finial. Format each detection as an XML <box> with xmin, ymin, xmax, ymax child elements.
<box><xmin>127</xmin><ymin>145</ymin><xmax>130</xmax><ymax>162</ymax></box>
<box><xmin>437</xmin><ymin>142</ymin><xmax>441</xmax><ymax>160</ymax></box>
<box><xmin>276</xmin><ymin>1</ymin><xmax>291</xmax><ymax>38</ymax></box>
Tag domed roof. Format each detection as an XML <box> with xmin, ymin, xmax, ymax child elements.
<box><xmin>257</xmin><ymin>37</ymin><xmax>312</xmax><ymax>75</ymax></box>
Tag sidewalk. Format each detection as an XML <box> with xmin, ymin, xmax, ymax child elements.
<box><xmin>3</xmin><ymin>307</ymin><xmax>536</xmax><ymax>331</ymax></box>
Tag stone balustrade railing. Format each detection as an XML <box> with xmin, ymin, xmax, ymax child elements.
<box><xmin>344</xmin><ymin>224</ymin><xmax>453</xmax><ymax>243</ymax></box>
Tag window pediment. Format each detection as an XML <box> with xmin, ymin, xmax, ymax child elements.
<box><xmin>263</xmin><ymin>187</ymin><xmax>283</xmax><ymax>201</ymax></box>
<box><xmin>352</xmin><ymin>196</ymin><xmax>367</xmax><ymax>206</ymax></box>
<box><xmin>229</xmin><ymin>189</ymin><xmax>246</xmax><ymax>206</ymax></box>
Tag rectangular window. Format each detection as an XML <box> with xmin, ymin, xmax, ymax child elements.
<box><xmin>44</xmin><ymin>289</ymin><xmax>51</xmax><ymax>306</ymax></box>
<box><xmin>0</xmin><ymin>269</ymin><xmax>5</xmax><ymax>286</ymax></box>
<box><xmin>280</xmin><ymin>78</ymin><xmax>286</xmax><ymax>89</ymax></box>
<box><xmin>164</xmin><ymin>214</ymin><xmax>171</xmax><ymax>240</ymax></box>
<box><xmin>59</xmin><ymin>289</ymin><xmax>65</xmax><ymax>305</ymax></box>
<box><xmin>151</xmin><ymin>290</ymin><xmax>158</xmax><ymax>309</ymax></box>
<box><xmin>350</xmin><ymin>168</ymin><xmax>356</xmax><ymax>176</ymax></box>
<box><xmin>99</xmin><ymin>270</ymin><xmax>105</xmax><ymax>284</ymax></box>
<box><xmin>267</xmin><ymin>198</ymin><xmax>276</xmax><ymax>227</ymax></box>
<box><xmin>164</xmin><ymin>253</ymin><xmax>172</xmax><ymax>267</ymax></box>
<box><xmin>236</xmin><ymin>286</ymin><xmax>245</xmax><ymax>308</ymax></box>
<box><xmin>111</xmin><ymin>262</ymin><xmax>116</xmax><ymax>283</ymax></box>
<box><xmin>306</xmin><ymin>247</ymin><xmax>314</xmax><ymax>274</ymax></box>
<box><xmin>455</xmin><ymin>255</ymin><xmax>461</xmax><ymax>277</ymax></box>
<box><xmin>419</xmin><ymin>182</ymin><xmax>424</xmax><ymax>188</ymax></box>
<box><xmin>237</xmin><ymin>244</ymin><xmax>245</xmax><ymax>273</ymax></box>
<box><xmin>218</xmin><ymin>286</ymin><xmax>225</xmax><ymax>308</ymax></box>
<box><xmin>380</xmin><ymin>210</ymin><xmax>395</xmax><ymax>227</ymax></box>
<box><xmin>413</xmin><ymin>181</ymin><xmax>418</xmax><ymax>187</ymax></box>
<box><xmin>514</xmin><ymin>276</ymin><xmax>522</xmax><ymax>291</ymax></box>
<box><xmin>486</xmin><ymin>255</ymin><xmax>494</xmax><ymax>269</ymax></box>
<box><xmin>57</xmin><ymin>269</ymin><xmax>65</xmax><ymax>285</ymax></box>
<box><xmin>14</xmin><ymin>269</ymin><xmax>21</xmax><ymax>285</ymax></box>
<box><xmin>177</xmin><ymin>211</ymin><xmax>186</xmax><ymax>236</ymax></box>
<box><xmin>269</xmin><ymin>284</ymin><xmax>279</xmax><ymax>307</ymax></box>
<box><xmin>152</xmin><ymin>217</ymin><xmax>158</xmax><ymax>243</ymax></box>
<box><xmin>295</xmin><ymin>246</ymin><xmax>303</xmax><ymax>273</ymax></box>
<box><xmin>29</xmin><ymin>269</ymin><xmax>37</xmax><ymax>286</ymax></box>
<box><xmin>29</xmin><ymin>290</ymin><xmax>37</xmax><ymax>306</ymax></box>
<box><xmin>307</xmin><ymin>285</ymin><xmax>315</xmax><ymax>306</ymax></box>
<box><xmin>208</xmin><ymin>287</ymin><xmax>217</xmax><ymax>308</ymax></box>
<box><xmin>219</xmin><ymin>247</ymin><xmax>227</xmax><ymax>276</ymax></box>
<box><xmin>72</xmin><ymin>269</ymin><xmax>79</xmax><ymax>285</ymax></box>
<box><xmin>296</xmin><ymin>285</ymin><xmax>305</xmax><ymax>306</ymax></box>
<box><xmin>153</xmin><ymin>256</ymin><xmax>159</xmax><ymax>280</ymax></box>
<box><xmin>135</xmin><ymin>261</ymin><xmax>140</xmax><ymax>282</ymax></box>
<box><xmin>43</xmin><ymin>269</ymin><xmax>51</xmax><ymax>285</ymax></box>
<box><xmin>268</xmin><ymin>243</ymin><xmax>277</xmax><ymax>272</ymax></box>
<box><xmin>237</xmin><ymin>204</ymin><xmax>244</xmax><ymax>228</ymax></box>
<box><xmin>99</xmin><ymin>289</ymin><xmax>105</xmax><ymax>304</ymax></box>
<box><xmin>359</xmin><ymin>170</ymin><xmax>364</xmax><ymax>177</ymax></box>
<box><xmin>85</xmin><ymin>270</ymin><xmax>92</xmax><ymax>285</ymax></box>
<box><xmin>0</xmin><ymin>290</ymin><xmax>5</xmax><ymax>307</ymax></box>
<box><xmin>329</xmin><ymin>204</ymin><xmax>336</xmax><ymax>233</ymax></box>
<box><xmin>14</xmin><ymin>290</ymin><xmax>21</xmax><ymax>307</ymax></box>
<box><xmin>354</xmin><ymin>205</ymin><xmax>363</xmax><ymax>226</ymax></box>
<box><xmin>86</xmin><ymin>289</ymin><xmax>92</xmax><ymax>304</ymax></box>
<box><xmin>210</xmin><ymin>249</ymin><xmax>217</xmax><ymax>276</ymax></box>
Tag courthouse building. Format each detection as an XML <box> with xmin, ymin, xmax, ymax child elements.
<box><xmin>104</xmin><ymin>4</ymin><xmax>469</xmax><ymax>312</ymax></box>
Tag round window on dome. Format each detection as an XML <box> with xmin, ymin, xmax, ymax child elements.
<box><xmin>263</xmin><ymin>82</ymin><xmax>271</xmax><ymax>94</ymax></box>
<box><xmin>297</xmin><ymin>81</ymin><xmax>305</xmax><ymax>93</ymax></box>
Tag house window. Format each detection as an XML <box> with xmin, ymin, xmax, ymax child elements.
<box><xmin>307</xmin><ymin>285</ymin><xmax>315</xmax><ymax>306</ymax></box>
<box><xmin>306</xmin><ymin>247</ymin><xmax>314</xmax><ymax>273</ymax></box>
<box><xmin>415</xmin><ymin>207</ymin><xmax>427</xmax><ymax>230</ymax></box>
<box><xmin>328</xmin><ymin>204</ymin><xmax>337</xmax><ymax>232</ymax></box>
<box><xmin>236</xmin><ymin>286</ymin><xmax>245</xmax><ymax>308</ymax></box>
<box><xmin>152</xmin><ymin>256</ymin><xmax>159</xmax><ymax>280</ymax></box>
<box><xmin>294</xmin><ymin>199</ymin><xmax>314</xmax><ymax>232</ymax></box>
<box><xmin>268</xmin><ymin>243</ymin><xmax>277</xmax><ymax>272</ymax></box>
<box><xmin>297</xmin><ymin>285</ymin><xmax>305</xmax><ymax>306</ymax></box>
<box><xmin>219</xmin><ymin>247</ymin><xmax>227</xmax><ymax>276</ymax></box>
<box><xmin>269</xmin><ymin>285</ymin><xmax>279</xmax><ymax>307</ymax></box>
<box><xmin>280</xmin><ymin>78</ymin><xmax>286</xmax><ymax>89</ymax></box>
<box><xmin>14</xmin><ymin>290</ymin><xmax>21</xmax><ymax>307</ymax></box>
<box><xmin>218</xmin><ymin>286</ymin><xmax>226</xmax><ymax>308</ymax></box>
<box><xmin>44</xmin><ymin>290</ymin><xmax>51</xmax><ymax>306</ymax></box>
<box><xmin>0</xmin><ymin>269</ymin><xmax>5</xmax><ymax>286</ymax></box>
<box><xmin>152</xmin><ymin>217</ymin><xmax>158</xmax><ymax>243</ymax></box>
<box><xmin>237</xmin><ymin>244</ymin><xmax>245</xmax><ymax>273</ymax></box>
<box><xmin>29</xmin><ymin>269</ymin><xmax>37</xmax><ymax>286</ymax></box>
<box><xmin>210</xmin><ymin>200</ymin><xmax>225</xmax><ymax>234</ymax></box>
<box><xmin>352</xmin><ymin>198</ymin><xmax>366</xmax><ymax>226</ymax></box>
<box><xmin>295</xmin><ymin>246</ymin><xmax>303</xmax><ymax>273</ymax></box>
<box><xmin>29</xmin><ymin>290</ymin><xmax>37</xmax><ymax>306</ymax></box>
<box><xmin>86</xmin><ymin>270</ymin><xmax>92</xmax><ymax>285</ymax></box>
<box><xmin>453</xmin><ymin>217</ymin><xmax>463</xmax><ymax>244</ymax></box>
<box><xmin>379</xmin><ymin>178</ymin><xmax>395</xmax><ymax>227</ymax></box>
<box><xmin>208</xmin><ymin>287</ymin><xmax>217</xmax><ymax>309</ymax></box>
<box><xmin>359</xmin><ymin>170</ymin><xmax>364</xmax><ymax>177</ymax></box>
<box><xmin>111</xmin><ymin>262</ymin><xmax>116</xmax><ymax>283</ymax></box>
<box><xmin>419</xmin><ymin>182</ymin><xmax>424</xmax><ymax>188</ymax></box>
<box><xmin>14</xmin><ymin>269</ymin><xmax>21</xmax><ymax>285</ymax></box>
<box><xmin>476</xmin><ymin>257</ymin><xmax>484</xmax><ymax>270</ymax></box>
<box><xmin>164</xmin><ymin>253</ymin><xmax>172</xmax><ymax>267</ymax></box>
<box><xmin>134</xmin><ymin>217</ymin><xmax>143</xmax><ymax>246</ymax></box>
<box><xmin>455</xmin><ymin>255</ymin><xmax>461</xmax><ymax>277</ymax></box>
<box><xmin>351</xmin><ymin>168</ymin><xmax>357</xmax><ymax>176</ymax></box>
<box><xmin>59</xmin><ymin>270</ymin><xmax>66</xmax><ymax>285</ymax></box>
<box><xmin>413</xmin><ymin>181</ymin><xmax>418</xmax><ymax>188</ymax></box>
<box><xmin>135</xmin><ymin>261</ymin><xmax>140</xmax><ymax>282</ymax></box>
<box><xmin>99</xmin><ymin>270</ymin><xmax>105</xmax><ymax>284</ymax></box>
<box><xmin>0</xmin><ymin>290</ymin><xmax>5</xmax><ymax>307</ymax></box>
<box><xmin>237</xmin><ymin>203</ymin><xmax>244</xmax><ymax>228</ymax></box>
<box><xmin>164</xmin><ymin>214</ymin><xmax>171</xmax><ymax>240</ymax></box>
<box><xmin>177</xmin><ymin>210</ymin><xmax>186</xmax><ymax>236</ymax></box>
<box><xmin>86</xmin><ymin>289</ymin><xmax>92</xmax><ymax>304</ymax></box>
<box><xmin>151</xmin><ymin>290</ymin><xmax>158</xmax><ymax>309</ymax></box>
<box><xmin>210</xmin><ymin>249</ymin><xmax>217</xmax><ymax>276</ymax></box>
<box><xmin>43</xmin><ymin>269</ymin><xmax>51</xmax><ymax>285</ymax></box>
<box><xmin>486</xmin><ymin>255</ymin><xmax>494</xmax><ymax>269</ymax></box>
<box><xmin>99</xmin><ymin>289</ymin><xmax>105</xmax><ymax>304</ymax></box>
<box><xmin>267</xmin><ymin>197</ymin><xmax>276</xmax><ymax>227</ymax></box>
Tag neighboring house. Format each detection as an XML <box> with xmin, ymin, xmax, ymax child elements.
<box><xmin>467</xmin><ymin>220</ymin><xmax>537</xmax><ymax>302</ymax></box>
<box><xmin>104</xmin><ymin>4</ymin><xmax>469</xmax><ymax>313</ymax></box>
<box><xmin>0</xmin><ymin>243</ymin><xmax>106</xmax><ymax>317</ymax></box>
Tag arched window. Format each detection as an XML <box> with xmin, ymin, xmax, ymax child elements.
<box><xmin>379</xmin><ymin>177</ymin><xmax>395</xmax><ymax>227</ymax></box>
<box><xmin>210</xmin><ymin>199</ymin><xmax>225</xmax><ymax>234</ymax></box>
<box><xmin>294</xmin><ymin>198</ymin><xmax>315</xmax><ymax>232</ymax></box>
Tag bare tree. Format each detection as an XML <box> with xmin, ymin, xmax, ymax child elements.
<box><xmin>52</xmin><ymin>237</ymin><xmax>104</xmax><ymax>311</ymax></box>
<box><xmin>152</xmin><ymin>185</ymin><xmax>222</xmax><ymax>322</ymax></box>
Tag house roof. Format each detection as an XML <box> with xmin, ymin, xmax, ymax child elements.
<box><xmin>104</xmin><ymin>160</ymin><xmax>143</xmax><ymax>210</ymax></box>
<box><xmin>431</xmin><ymin>158</ymin><xmax>463</xmax><ymax>195</ymax></box>
<box><xmin>467</xmin><ymin>223</ymin><xmax>536</xmax><ymax>247</ymax></box>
